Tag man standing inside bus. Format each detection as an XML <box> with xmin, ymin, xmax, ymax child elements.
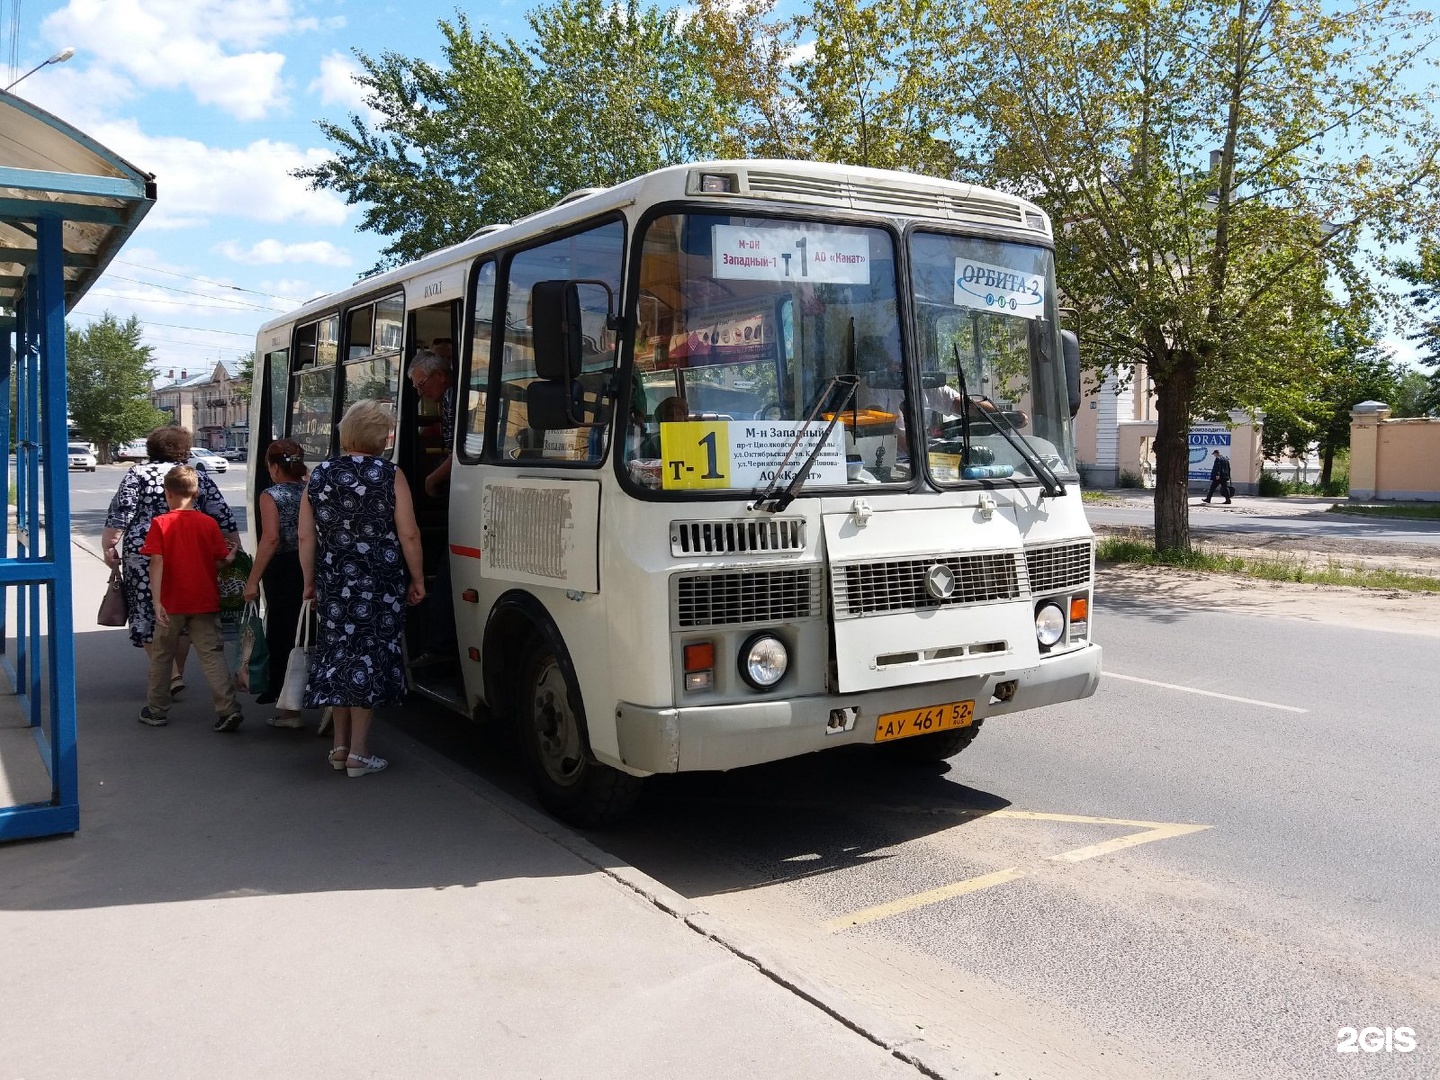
<box><xmin>410</xmin><ymin>350</ymin><xmax>455</xmax><ymax>497</ymax></box>
<box><xmin>407</xmin><ymin>350</ymin><xmax>458</xmax><ymax>668</ymax></box>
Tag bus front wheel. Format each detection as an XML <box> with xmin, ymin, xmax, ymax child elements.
<box><xmin>519</xmin><ymin>640</ymin><xmax>643</xmax><ymax>828</ymax></box>
<box><xmin>881</xmin><ymin>718</ymin><xmax>985</xmax><ymax>764</ymax></box>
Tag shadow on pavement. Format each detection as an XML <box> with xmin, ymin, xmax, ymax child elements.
<box><xmin>0</xmin><ymin>626</ymin><xmax>585</xmax><ymax>912</ymax></box>
<box><xmin>598</xmin><ymin>747</ymin><xmax>1012</xmax><ymax>901</ymax></box>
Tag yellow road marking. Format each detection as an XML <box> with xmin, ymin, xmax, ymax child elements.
<box><xmin>825</xmin><ymin>811</ymin><xmax>1211</xmax><ymax>932</ymax></box>
<box><xmin>823</xmin><ymin>867</ymin><xmax>1028</xmax><ymax>931</ymax></box>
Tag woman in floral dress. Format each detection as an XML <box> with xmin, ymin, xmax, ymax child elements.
<box><xmin>103</xmin><ymin>426</ymin><xmax>241</xmax><ymax>685</ymax></box>
<box><xmin>299</xmin><ymin>400</ymin><xmax>424</xmax><ymax>777</ymax></box>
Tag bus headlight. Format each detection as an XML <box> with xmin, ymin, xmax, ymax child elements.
<box><xmin>739</xmin><ymin>633</ymin><xmax>788</xmax><ymax>690</ymax></box>
<box><xmin>1035</xmin><ymin>602</ymin><xmax>1066</xmax><ymax>647</ymax></box>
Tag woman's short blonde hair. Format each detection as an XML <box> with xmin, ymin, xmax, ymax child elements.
<box><xmin>338</xmin><ymin>399</ymin><xmax>394</xmax><ymax>456</ymax></box>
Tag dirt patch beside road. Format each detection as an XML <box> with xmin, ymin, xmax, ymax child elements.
<box><xmin>1094</xmin><ymin>524</ymin><xmax>1440</xmax><ymax>638</ymax></box>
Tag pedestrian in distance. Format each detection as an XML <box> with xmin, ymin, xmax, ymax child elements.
<box><xmin>299</xmin><ymin>400</ymin><xmax>426</xmax><ymax>778</ymax></box>
<box><xmin>102</xmin><ymin>425</ymin><xmax>241</xmax><ymax>692</ymax></box>
<box><xmin>1202</xmin><ymin>448</ymin><xmax>1233</xmax><ymax>504</ymax></box>
<box><xmin>137</xmin><ymin>466</ymin><xmax>244</xmax><ymax>732</ymax></box>
<box><xmin>242</xmin><ymin>439</ymin><xmax>309</xmax><ymax>728</ymax></box>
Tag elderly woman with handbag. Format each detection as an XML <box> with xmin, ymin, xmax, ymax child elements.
<box><xmin>102</xmin><ymin>426</ymin><xmax>241</xmax><ymax>691</ymax></box>
<box><xmin>298</xmin><ymin>400</ymin><xmax>424</xmax><ymax>777</ymax></box>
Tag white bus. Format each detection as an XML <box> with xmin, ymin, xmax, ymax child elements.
<box><xmin>250</xmin><ymin>160</ymin><xmax>1102</xmax><ymax>824</ymax></box>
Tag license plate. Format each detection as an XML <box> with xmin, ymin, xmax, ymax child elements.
<box><xmin>874</xmin><ymin>699</ymin><xmax>975</xmax><ymax>742</ymax></box>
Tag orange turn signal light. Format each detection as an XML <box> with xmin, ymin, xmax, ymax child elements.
<box><xmin>683</xmin><ymin>642</ymin><xmax>715</xmax><ymax>672</ymax></box>
<box><xmin>1070</xmin><ymin>597</ymin><xmax>1088</xmax><ymax>622</ymax></box>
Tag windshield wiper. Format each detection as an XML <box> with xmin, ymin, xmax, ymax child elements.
<box><xmin>972</xmin><ymin>392</ymin><xmax>1066</xmax><ymax>498</ymax></box>
<box><xmin>750</xmin><ymin>373</ymin><xmax>859</xmax><ymax>513</ymax></box>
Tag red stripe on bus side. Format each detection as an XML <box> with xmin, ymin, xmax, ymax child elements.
<box><xmin>449</xmin><ymin>544</ymin><xmax>483</xmax><ymax>559</ymax></box>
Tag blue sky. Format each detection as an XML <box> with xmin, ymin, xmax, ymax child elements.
<box><xmin>8</xmin><ymin>0</ymin><xmax>550</xmax><ymax>375</ymax></box>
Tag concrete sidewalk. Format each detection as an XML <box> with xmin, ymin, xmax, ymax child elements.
<box><xmin>0</xmin><ymin>543</ymin><xmax>967</xmax><ymax>1080</ymax></box>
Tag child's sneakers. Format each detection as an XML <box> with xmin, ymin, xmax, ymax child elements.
<box><xmin>138</xmin><ymin>707</ymin><xmax>168</xmax><ymax>726</ymax></box>
<box><xmin>213</xmin><ymin>712</ymin><xmax>244</xmax><ymax>733</ymax></box>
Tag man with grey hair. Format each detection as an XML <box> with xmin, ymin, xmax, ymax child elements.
<box><xmin>409</xmin><ymin>350</ymin><xmax>455</xmax><ymax>497</ymax></box>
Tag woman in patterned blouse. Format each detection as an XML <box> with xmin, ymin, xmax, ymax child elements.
<box><xmin>243</xmin><ymin>439</ymin><xmax>309</xmax><ymax>725</ymax></box>
<box><xmin>102</xmin><ymin>426</ymin><xmax>241</xmax><ymax>690</ymax></box>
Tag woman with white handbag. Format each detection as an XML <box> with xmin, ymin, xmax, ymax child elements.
<box><xmin>298</xmin><ymin>401</ymin><xmax>425</xmax><ymax>777</ymax></box>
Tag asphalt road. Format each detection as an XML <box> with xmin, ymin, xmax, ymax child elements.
<box><xmin>1088</xmin><ymin>493</ymin><xmax>1440</xmax><ymax>549</ymax></box>
<box><xmin>65</xmin><ymin>465</ymin><xmax>1439</xmax><ymax>1079</ymax></box>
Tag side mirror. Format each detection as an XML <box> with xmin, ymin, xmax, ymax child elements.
<box><xmin>1060</xmin><ymin>329</ymin><xmax>1082</xmax><ymax>418</ymax></box>
<box><xmin>532</xmin><ymin>280</ymin><xmax>583</xmax><ymax>383</ymax></box>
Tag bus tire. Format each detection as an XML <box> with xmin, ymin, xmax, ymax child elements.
<box><xmin>519</xmin><ymin>638</ymin><xmax>643</xmax><ymax>828</ymax></box>
<box><xmin>881</xmin><ymin>718</ymin><xmax>984</xmax><ymax>764</ymax></box>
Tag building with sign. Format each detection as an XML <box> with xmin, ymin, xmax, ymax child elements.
<box><xmin>1074</xmin><ymin>365</ymin><xmax>1262</xmax><ymax>492</ymax></box>
<box><xmin>150</xmin><ymin>359</ymin><xmax>249</xmax><ymax>452</ymax></box>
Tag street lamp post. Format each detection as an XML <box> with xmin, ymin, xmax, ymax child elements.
<box><xmin>4</xmin><ymin>47</ymin><xmax>76</xmax><ymax>93</ymax></box>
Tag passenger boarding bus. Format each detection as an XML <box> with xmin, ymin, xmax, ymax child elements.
<box><xmin>249</xmin><ymin>160</ymin><xmax>1102</xmax><ymax>824</ymax></box>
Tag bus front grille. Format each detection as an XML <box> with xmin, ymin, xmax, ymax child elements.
<box><xmin>1024</xmin><ymin>540</ymin><xmax>1094</xmax><ymax>594</ymax></box>
<box><xmin>832</xmin><ymin>552</ymin><xmax>1023</xmax><ymax>618</ymax></box>
<box><xmin>671</xmin><ymin>517</ymin><xmax>805</xmax><ymax>556</ymax></box>
<box><xmin>675</xmin><ymin>566</ymin><xmax>821</xmax><ymax>628</ymax></box>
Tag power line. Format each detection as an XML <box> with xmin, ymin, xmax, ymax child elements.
<box><xmin>71</xmin><ymin>310</ymin><xmax>258</xmax><ymax>338</ymax></box>
<box><xmin>112</xmin><ymin>258</ymin><xmax>308</xmax><ymax>304</ymax></box>
<box><xmin>87</xmin><ymin>289</ymin><xmax>279</xmax><ymax>314</ymax></box>
<box><xmin>104</xmin><ymin>274</ymin><xmax>290</xmax><ymax>313</ymax></box>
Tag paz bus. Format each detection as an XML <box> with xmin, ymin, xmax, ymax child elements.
<box><xmin>249</xmin><ymin>160</ymin><xmax>1102</xmax><ymax>825</ymax></box>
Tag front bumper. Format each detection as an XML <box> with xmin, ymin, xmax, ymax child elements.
<box><xmin>611</xmin><ymin>642</ymin><xmax>1101</xmax><ymax>775</ymax></box>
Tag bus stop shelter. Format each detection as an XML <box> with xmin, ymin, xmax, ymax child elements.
<box><xmin>0</xmin><ymin>93</ymin><xmax>154</xmax><ymax>841</ymax></box>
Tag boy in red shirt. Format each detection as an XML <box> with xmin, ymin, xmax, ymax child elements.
<box><xmin>138</xmin><ymin>465</ymin><xmax>243</xmax><ymax>731</ymax></box>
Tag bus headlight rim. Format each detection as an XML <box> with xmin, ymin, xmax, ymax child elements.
<box><xmin>738</xmin><ymin>632</ymin><xmax>789</xmax><ymax>690</ymax></box>
<box><xmin>1035</xmin><ymin>602</ymin><xmax>1066</xmax><ymax>647</ymax></box>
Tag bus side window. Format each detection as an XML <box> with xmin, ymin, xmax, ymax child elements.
<box><xmin>496</xmin><ymin>219</ymin><xmax>624</xmax><ymax>463</ymax></box>
<box><xmin>460</xmin><ymin>259</ymin><xmax>496</xmax><ymax>461</ymax></box>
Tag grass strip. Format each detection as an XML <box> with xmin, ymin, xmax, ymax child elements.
<box><xmin>1095</xmin><ymin>536</ymin><xmax>1440</xmax><ymax>593</ymax></box>
<box><xmin>1325</xmin><ymin>503</ymin><xmax>1440</xmax><ymax>521</ymax></box>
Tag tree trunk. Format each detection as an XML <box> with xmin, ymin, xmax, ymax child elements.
<box><xmin>1319</xmin><ymin>446</ymin><xmax>1334</xmax><ymax>488</ymax></box>
<box><xmin>1152</xmin><ymin>357</ymin><xmax>1197</xmax><ymax>553</ymax></box>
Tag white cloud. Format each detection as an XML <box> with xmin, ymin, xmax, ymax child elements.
<box><xmin>91</xmin><ymin>120</ymin><xmax>351</xmax><ymax>229</ymax></box>
<box><xmin>310</xmin><ymin>51</ymin><xmax>374</xmax><ymax>116</ymax></box>
<box><xmin>217</xmin><ymin>238</ymin><xmax>352</xmax><ymax>267</ymax></box>
<box><xmin>787</xmin><ymin>40</ymin><xmax>817</xmax><ymax>67</ymax></box>
<box><xmin>42</xmin><ymin>0</ymin><xmax>312</xmax><ymax>120</ymax></box>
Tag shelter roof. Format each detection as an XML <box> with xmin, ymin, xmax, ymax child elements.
<box><xmin>0</xmin><ymin>93</ymin><xmax>155</xmax><ymax>322</ymax></box>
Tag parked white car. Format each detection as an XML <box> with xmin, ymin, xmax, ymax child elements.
<box><xmin>68</xmin><ymin>443</ymin><xmax>97</xmax><ymax>471</ymax></box>
<box><xmin>114</xmin><ymin>440</ymin><xmax>148</xmax><ymax>462</ymax></box>
<box><xmin>187</xmin><ymin>449</ymin><xmax>228</xmax><ymax>473</ymax></box>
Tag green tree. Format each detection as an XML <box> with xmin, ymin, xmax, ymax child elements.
<box><xmin>66</xmin><ymin>312</ymin><xmax>165</xmax><ymax>464</ymax></box>
<box><xmin>233</xmin><ymin>352</ymin><xmax>256</xmax><ymax>408</ymax></box>
<box><xmin>791</xmin><ymin>0</ymin><xmax>962</xmax><ymax>175</ymax></box>
<box><xmin>1260</xmin><ymin>315</ymin><xmax>1403</xmax><ymax>486</ymax></box>
<box><xmin>1396</xmin><ymin>239</ymin><xmax>1440</xmax><ymax>412</ymax></box>
<box><xmin>298</xmin><ymin>0</ymin><xmax>763</xmax><ymax>271</ymax></box>
<box><xmin>1391</xmin><ymin>367</ymin><xmax>1436</xmax><ymax>417</ymax></box>
<box><xmin>942</xmin><ymin>0</ymin><xmax>1440</xmax><ymax>551</ymax></box>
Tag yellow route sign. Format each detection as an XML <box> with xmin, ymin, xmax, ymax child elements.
<box><xmin>660</xmin><ymin>421</ymin><xmax>733</xmax><ymax>490</ymax></box>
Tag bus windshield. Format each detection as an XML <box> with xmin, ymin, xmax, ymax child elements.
<box><xmin>908</xmin><ymin>231</ymin><xmax>1078</xmax><ymax>482</ymax></box>
<box><xmin>627</xmin><ymin>212</ymin><xmax>910</xmax><ymax>493</ymax></box>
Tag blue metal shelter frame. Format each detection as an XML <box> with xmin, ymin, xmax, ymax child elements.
<box><xmin>0</xmin><ymin>95</ymin><xmax>154</xmax><ymax>841</ymax></box>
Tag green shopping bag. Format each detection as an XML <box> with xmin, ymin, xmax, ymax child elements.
<box><xmin>233</xmin><ymin>601</ymin><xmax>270</xmax><ymax>694</ymax></box>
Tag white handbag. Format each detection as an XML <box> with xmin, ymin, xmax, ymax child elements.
<box><xmin>276</xmin><ymin>599</ymin><xmax>314</xmax><ymax>713</ymax></box>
